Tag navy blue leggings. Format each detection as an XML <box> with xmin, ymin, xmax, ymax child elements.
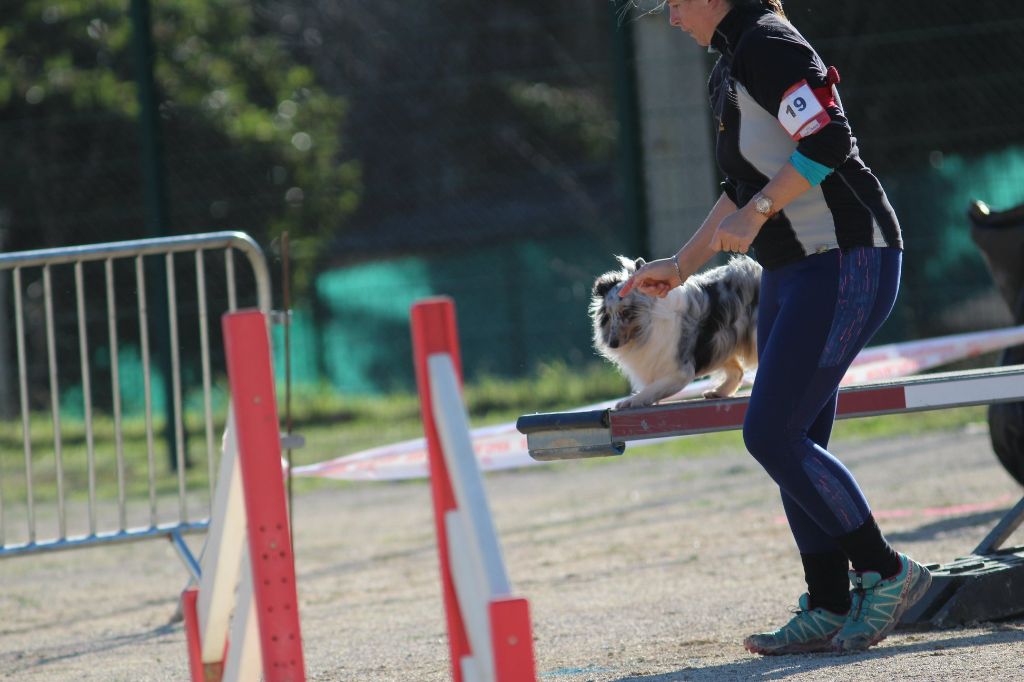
<box><xmin>743</xmin><ymin>247</ymin><xmax>902</xmax><ymax>553</ymax></box>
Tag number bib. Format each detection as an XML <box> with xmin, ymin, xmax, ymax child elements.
<box><xmin>777</xmin><ymin>80</ymin><xmax>830</xmax><ymax>140</ymax></box>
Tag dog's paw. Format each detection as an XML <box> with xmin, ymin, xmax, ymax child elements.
<box><xmin>616</xmin><ymin>395</ymin><xmax>656</xmax><ymax>409</ymax></box>
<box><xmin>702</xmin><ymin>389</ymin><xmax>735</xmax><ymax>400</ymax></box>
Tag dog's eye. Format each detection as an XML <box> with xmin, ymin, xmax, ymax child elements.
<box><xmin>600</xmin><ymin>313</ymin><xmax>610</xmax><ymax>326</ymax></box>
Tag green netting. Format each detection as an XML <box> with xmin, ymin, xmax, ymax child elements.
<box><xmin>314</xmin><ymin>235</ymin><xmax>628</xmax><ymax>394</ymax></box>
<box><xmin>881</xmin><ymin>146</ymin><xmax>1024</xmax><ymax>340</ymax></box>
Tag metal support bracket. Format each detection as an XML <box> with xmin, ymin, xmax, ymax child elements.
<box><xmin>516</xmin><ymin>410</ymin><xmax>624</xmax><ymax>460</ymax></box>
<box><xmin>901</xmin><ymin>495</ymin><xmax>1024</xmax><ymax>628</ymax></box>
<box><xmin>169</xmin><ymin>528</ymin><xmax>202</xmax><ymax>581</ymax></box>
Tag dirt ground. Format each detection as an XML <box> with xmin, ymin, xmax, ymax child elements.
<box><xmin>2</xmin><ymin>425</ymin><xmax>1024</xmax><ymax>681</ymax></box>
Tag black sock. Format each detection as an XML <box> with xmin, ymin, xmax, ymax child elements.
<box><xmin>835</xmin><ymin>514</ymin><xmax>901</xmax><ymax>578</ymax></box>
<box><xmin>800</xmin><ymin>549</ymin><xmax>852</xmax><ymax>613</ymax></box>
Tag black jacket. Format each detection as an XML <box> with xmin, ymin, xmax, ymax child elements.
<box><xmin>709</xmin><ymin>8</ymin><xmax>903</xmax><ymax>269</ymax></box>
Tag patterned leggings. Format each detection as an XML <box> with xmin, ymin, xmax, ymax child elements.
<box><xmin>743</xmin><ymin>246</ymin><xmax>902</xmax><ymax>552</ymax></box>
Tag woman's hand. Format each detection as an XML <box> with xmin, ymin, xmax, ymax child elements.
<box><xmin>711</xmin><ymin>207</ymin><xmax>767</xmax><ymax>254</ymax></box>
<box><xmin>618</xmin><ymin>257</ymin><xmax>682</xmax><ymax>298</ymax></box>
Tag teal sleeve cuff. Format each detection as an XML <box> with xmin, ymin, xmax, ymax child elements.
<box><xmin>790</xmin><ymin>150</ymin><xmax>832</xmax><ymax>187</ymax></box>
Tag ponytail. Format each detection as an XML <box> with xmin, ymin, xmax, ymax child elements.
<box><xmin>732</xmin><ymin>0</ymin><xmax>787</xmax><ymax>18</ymax></box>
<box><xmin>764</xmin><ymin>0</ymin><xmax>786</xmax><ymax>18</ymax></box>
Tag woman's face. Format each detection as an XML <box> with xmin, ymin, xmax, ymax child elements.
<box><xmin>667</xmin><ymin>0</ymin><xmax>731</xmax><ymax>47</ymax></box>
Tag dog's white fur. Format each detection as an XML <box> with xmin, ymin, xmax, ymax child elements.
<box><xmin>591</xmin><ymin>255</ymin><xmax>761</xmax><ymax>409</ymax></box>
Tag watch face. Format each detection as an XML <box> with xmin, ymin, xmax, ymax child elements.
<box><xmin>755</xmin><ymin>197</ymin><xmax>772</xmax><ymax>215</ymax></box>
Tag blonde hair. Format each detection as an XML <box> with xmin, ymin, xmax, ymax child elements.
<box><xmin>733</xmin><ymin>0</ymin><xmax>787</xmax><ymax>18</ymax></box>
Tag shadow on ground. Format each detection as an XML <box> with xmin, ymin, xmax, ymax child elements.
<box><xmin>0</xmin><ymin>622</ymin><xmax>179</xmax><ymax>677</ymax></box>
<box><xmin>611</xmin><ymin>628</ymin><xmax>1021</xmax><ymax>681</ymax></box>
<box><xmin>885</xmin><ymin>508</ymin><xmax>1010</xmax><ymax>544</ymax></box>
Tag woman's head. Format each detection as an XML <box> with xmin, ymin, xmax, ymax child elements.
<box><xmin>665</xmin><ymin>0</ymin><xmax>785</xmax><ymax>47</ymax></box>
<box><xmin>666</xmin><ymin>0</ymin><xmax>730</xmax><ymax>47</ymax></box>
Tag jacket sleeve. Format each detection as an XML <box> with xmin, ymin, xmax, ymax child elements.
<box><xmin>733</xmin><ymin>28</ymin><xmax>853</xmax><ymax>170</ymax></box>
<box><xmin>721</xmin><ymin>178</ymin><xmax>740</xmax><ymax>204</ymax></box>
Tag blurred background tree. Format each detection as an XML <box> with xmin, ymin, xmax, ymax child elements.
<box><xmin>2</xmin><ymin>0</ymin><xmax>1023</xmax><ymax>399</ymax></box>
<box><xmin>0</xmin><ymin>0</ymin><xmax>358</xmax><ymax>291</ymax></box>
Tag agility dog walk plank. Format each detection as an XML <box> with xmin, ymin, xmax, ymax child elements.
<box><xmin>412</xmin><ymin>298</ymin><xmax>536</xmax><ymax>682</ymax></box>
<box><xmin>182</xmin><ymin>310</ymin><xmax>305</xmax><ymax>682</ymax></box>
<box><xmin>517</xmin><ymin>363</ymin><xmax>1024</xmax><ymax>629</ymax></box>
<box><xmin>517</xmin><ymin>364</ymin><xmax>1024</xmax><ymax>461</ymax></box>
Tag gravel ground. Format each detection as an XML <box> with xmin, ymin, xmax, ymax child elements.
<box><xmin>2</xmin><ymin>426</ymin><xmax>1024</xmax><ymax>681</ymax></box>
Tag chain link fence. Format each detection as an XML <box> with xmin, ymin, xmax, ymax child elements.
<box><xmin>781</xmin><ymin>0</ymin><xmax>1024</xmax><ymax>339</ymax></box>
<box><xmin>3</xmin><ymin>0</ymin><xmax>1024</xmax><ymax>398</ymax></box>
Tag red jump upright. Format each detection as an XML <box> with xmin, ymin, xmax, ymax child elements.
<box><xmin>411</xmin><ymin>297</ymin><xmax>536</xmax><ymax>682</ymax></box>
<box><xmin>182</xmin><ymin>310</ymin><xmax>305</xmax><ymax>682</ymax></box>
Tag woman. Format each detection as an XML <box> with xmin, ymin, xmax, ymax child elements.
<box><xmin>619</xmin><ymin>0</ymin><xmax>932</xmax><ymax>655</ymax></box>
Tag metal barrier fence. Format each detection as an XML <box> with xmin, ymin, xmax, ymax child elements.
<box><xmin>0</xmin><ymin>232</ymin><xmax>271</xmax><ymax>576</ymax></box>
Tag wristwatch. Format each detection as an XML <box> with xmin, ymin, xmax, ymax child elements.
<box><xmin>751</xmin><ymin>192</ymin><xmax>775</xmax><ymax>218</ymax></box>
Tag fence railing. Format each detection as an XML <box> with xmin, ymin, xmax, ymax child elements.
<box><xmin>0</xmin><ymin>231</ymin><xmax>272</xmax><ymax>575</ymax></box>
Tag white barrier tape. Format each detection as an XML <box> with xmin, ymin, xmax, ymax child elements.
<box><xmin>842</xmin><ymin>324</ymin><xmax>1024</xmax><ymax>385</ymax></box>
<box><xmin>293</xmin><ymin>324</ymin><xmax>1024</xmax><ymax>482</ymax></box>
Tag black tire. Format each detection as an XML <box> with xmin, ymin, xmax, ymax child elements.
<box><xmin>988</xmin><ymin>343</ymin><xmax>1024</xmax><ymax>487</ymax></box>
<box><xmin>970</xmin><ymin>200</ymin><xmax>1024</xmax><ymax>487</ymax></box>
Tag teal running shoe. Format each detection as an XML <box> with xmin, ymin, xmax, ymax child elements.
<box><xmin>743</xmin><ymin>593</ymin><xmax>847</xmax><ymax>655</ymax></box>
<box><xmin>832</xmin><ymin>553</ymin><xmax>933</xmax><ymax>653</ymax></box>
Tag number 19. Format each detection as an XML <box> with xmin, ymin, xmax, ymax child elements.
<box><xmin>786</xmin><ymin>97</ymin><xmax>807</xmax><ymax>118</ymax></box>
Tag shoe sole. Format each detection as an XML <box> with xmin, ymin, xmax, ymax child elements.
<box><xmin>744</xmin><ymin>638</ymin><xmax>836</xmax><ymax>656</ymax></box>
<box><xmin>833</xmin><ymin>562</ymin><xmax>933</xmax><ymax>654</ymax></box>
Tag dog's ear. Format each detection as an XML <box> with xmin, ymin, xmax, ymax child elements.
<box><xmin>593</xmin><ymin>273</ymin><xmax>620</xmax><ymax>299</ymax></box>
<box><xmin>634</xmin><ymin>257</ymin><xmax>646</xmax><ymax>268</ymax></box>
<box><xmin>614</xmin><ymin>254</ymin><xmax>639</xmax><ymax>273</ymax></box>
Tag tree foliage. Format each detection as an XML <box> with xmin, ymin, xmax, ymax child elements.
<box><xmin>0</xmin><ymin>0</ymin><xmax>358</xmax><ymax>290</ymax></box>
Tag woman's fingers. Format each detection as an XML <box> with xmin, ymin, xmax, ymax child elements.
<box><xmin>637</xmin><ymin>280</ymin><xmax>669</xmax><ymax>298</ymax></box>
<box><xmin>620</xmin><ymin>259</ymin><xmax>679</xmax><ymax>298</ymax></box>
<box><xmin>621</xmin><ymin>273</ymin><xmax>658</xmax><ymax>298</ymax></box>
<box><xmin>618</xmin><ymin>276</ymin><xmax>636</xmax><ymax>297</ymax></box>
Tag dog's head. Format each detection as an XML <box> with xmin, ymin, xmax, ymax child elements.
<box><xmin>590</xmin><ymin>256</ymin><xmax>653</xmax><ymax>352</ymax></box>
